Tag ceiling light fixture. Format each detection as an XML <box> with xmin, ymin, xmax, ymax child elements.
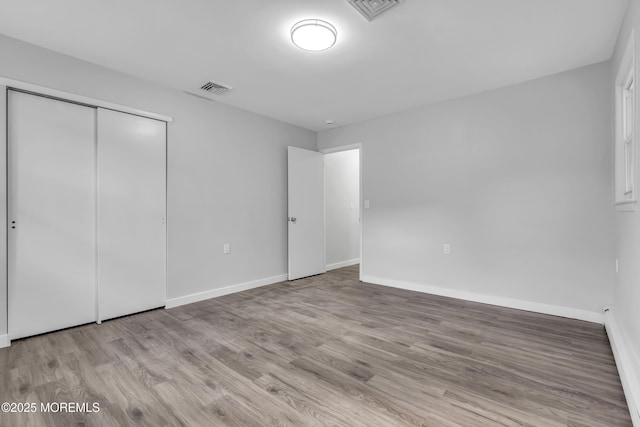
<box><xmin>291</xmin><ymin>19</ymin><xmax>337</xmax><ymax>51</ymax></box>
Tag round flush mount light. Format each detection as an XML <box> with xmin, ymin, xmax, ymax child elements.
<box><xmin>291</xmin><ymin>19</ymin><xmax>337</xmax><ymax>51</ymax></box>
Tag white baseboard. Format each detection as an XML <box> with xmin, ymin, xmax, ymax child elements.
<box><xmin>165</xmin><ymin>274</ymin><xmax>288</xmax><ymax>309</ymax></box>
<box><xmin>0</xmin><ymin>334</ymin><xmax>10</xmax><ymax>348</ymax></box>
<box><xmin>326</xmin><ymin>258</ymin><xmax>360</xmax><ymax>271</ymax></box>
<box><xmin>360</xmin><ymin>275</ymin><xmax>603</xmax><ymax>324</ymax></box>
<box><xmin>604</xmin><ymin>307</ymin><xmax>640</xmax><ymax>426</ymax></box>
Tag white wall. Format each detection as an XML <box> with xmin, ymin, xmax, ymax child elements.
<box><xmin>318</xmin><ymin>62</ymin><xmax>614</xmax><ymax>320</ymax></box>
<box><xmin>0</xmin><ymin>34</ymin><xmax>316</xmax><ymax>339</ymax></box>
<box><xmin>610</xmin><ymin>0</ymin><xmax>640</xmax><ymax>421</ymax></box>
<box><xmin>325</xmin><ymin>149</ymin><xmax>360</xmax><ymax>269</ymax></box>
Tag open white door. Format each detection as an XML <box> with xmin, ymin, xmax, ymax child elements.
<box><xmin>288</xmin><ymin>146</ymin><xmax>325</xmax><ymax>280</ymax></box>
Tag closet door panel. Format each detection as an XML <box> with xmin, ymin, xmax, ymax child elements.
<box><xmin>97</xmin><ymin>109</ymin><xmax>166</xmax><ymax>321</ymax></box>
<box><xmin>8</xmin><ymin>91</ymin><xmax>97</xmax><ymax>339</ymax></box>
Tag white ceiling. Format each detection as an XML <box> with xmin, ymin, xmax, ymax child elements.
<box><xmin>0</xmin><ymin>0</ymin><xmax>629</xmax><ymax>131</ymax></box>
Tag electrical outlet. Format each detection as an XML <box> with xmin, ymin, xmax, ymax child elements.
<box><xmin>616</xmin><ymin>258</ymin><xmax>619</xmax><ymax>273</ymax></box>
<box><xmin>223</xmin><ymin>243</ymin><xmax>230</xmax><ymax>254</ymax></box>
<box><xmin>364</xmin><ymin>200</ymin><xmax>370</xmax><ymax>209</ymax></box>
<box><xmin>443</xmin><ymin>243</ymin><xmax>451</xmax><ymax>255</ymax></box>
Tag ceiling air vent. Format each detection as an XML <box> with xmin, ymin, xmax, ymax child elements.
<box><xmin>347</xmin><ymin>0</ymin><xmax>403</xmax><ymax>21</ymax></box>
<box><xmin>200</xmin><ymin>80</ymin><xmax>233</xmax><ymax>96</ymax></box>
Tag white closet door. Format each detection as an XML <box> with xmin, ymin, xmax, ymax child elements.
<box><xmin>97</xmin><ymin>108</ymin><xmax>166</xmax><ymax>321</ymax></box>
<box><xmin>8</xmin><ymin>91</ymin><xmax>97</xmax><ymax>339</ymax></box>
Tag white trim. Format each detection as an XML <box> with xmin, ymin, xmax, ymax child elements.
<box><xmin>320</xmin><ymin>143</ymin><xmax>362</xmax><ymax>154</ymax></box>
<box><xmin>615</xmin><ymin>199</ymin><xmax>639</xmax><ymax>205</ymax></box>
<box><xmin>94</xmin><ymin>108</ymin><xmax>101</xmax><ymax>325</ymax></box>
<box><xmin>326</xmin><ymin>258</ymin><xmax>360</xmax><ymax>271</ymax></box>
<box><xmin>0</xmin><ymin>76</ymin><xmax>173</xmax><ymax>122</ymax></box>
<box><xmin>165</xmin><ymin>274</ymin><xmax>287</xmax><ymax>309</ymax></box>
<box><xmin>0</xmin><ymin>87</ymin><xmax>7</xmax><ymax>346</ymax></box>
<box><xmin>615</xmin><ymin>199</ymin><xmax>638</xmax><ymax>212</ymax></box>
<box><xmin>361</xmin><ymin>275</ymin><xmax>603</xmax><ymax>324</ymax></box>
<box><xmin>615</xmin><ymin>30</ymin><xmax>637</xmax><ymax>208</ymax></box>
<box><xmin>358</xmin><ymin>145</ymin><xmax>363</xmax><ymax>282</ymax></box>
<box><xmin>604</xmin><ymin>307</ymin><xmax>640</xmax><ymax>426</ymax></box>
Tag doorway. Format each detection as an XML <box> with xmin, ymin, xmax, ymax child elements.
<box><xmin>323</xmin><ymin>146</ymin><xmax>361</xmax><ymax>277</ymax></box>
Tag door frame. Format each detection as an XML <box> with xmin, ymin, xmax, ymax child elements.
<box><xmin>320</xmin><ymin>143</ymin><xmax>363</xmax><ymax>282</ymax></box>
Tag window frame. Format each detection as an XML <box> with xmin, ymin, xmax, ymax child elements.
<box><xmin>623</xmin><ymin>70</ymin><xmax>634</xmax><ymax>196</ymax></box>
<box><xmin>615</xmin><ymin>30</ymin><xmax>637</xmax><ymax>211</ymax></box>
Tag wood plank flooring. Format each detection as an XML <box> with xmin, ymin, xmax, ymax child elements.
<box><xmin>0</xmin><ymin>265</ymin><xmax>632</xmax><ymax>426</ymax></box>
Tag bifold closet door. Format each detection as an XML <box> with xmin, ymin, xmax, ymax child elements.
<box><xmin>97</xmin><ymin>108</ymin><xmax>167</xmax><ymax>321</ymax></box>
<box><xmin>8</xmin><ymin>91</ymin><xmax>97</xmax><ymax>340</ymax></box>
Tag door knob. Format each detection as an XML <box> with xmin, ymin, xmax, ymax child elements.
<box><xmin>289</xmin><ymin>217</ymin><xmax>297</xmax><ymax>223</ymax></box>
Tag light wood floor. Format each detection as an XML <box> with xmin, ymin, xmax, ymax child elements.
<box><xmin>0</xmin><ymin>265</ymin><xmax>631</xmax><ymax>426</ymax></box>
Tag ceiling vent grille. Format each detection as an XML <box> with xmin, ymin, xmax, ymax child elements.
<box><xmin>347</xmin><ymin>0</ymin><xmax>403</xmax><ymax>21</ymax></box>
<box><xmin>200</xmin><ymin>81</ymin><xmax>233</xmax><ymax>95</ymax></box>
